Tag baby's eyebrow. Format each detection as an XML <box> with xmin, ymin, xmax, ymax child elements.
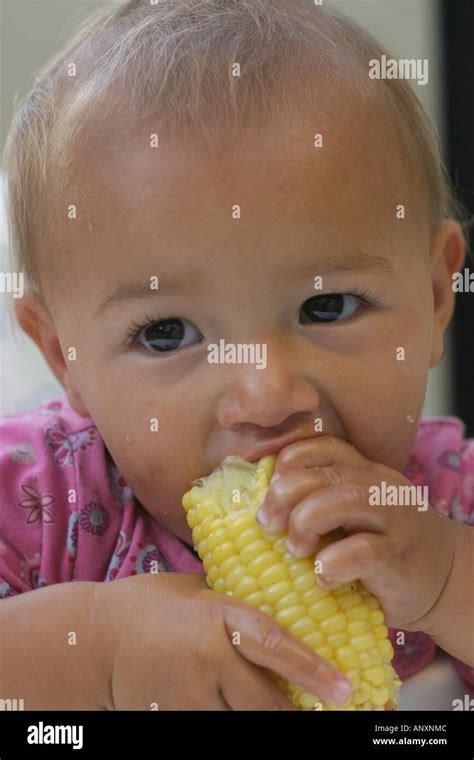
<box><xmin>301</xmin><ymin>251</ymin><xmax>397</xmax><ymax>279</ymax></box>
<box><xmin>95</xmin><ymin>251</ymin><xmax>396</xmax><ymax>317</ymax></box>
<box><xmin>94</xmin><ymin>273</ymin><xmax>197</xmax><ymax>317</ymax></box>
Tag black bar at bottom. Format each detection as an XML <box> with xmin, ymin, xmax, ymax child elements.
<box><xmin>0</xmin><ymin>709</ymin><xmax>472</xmax><ymax>757</ymax></box>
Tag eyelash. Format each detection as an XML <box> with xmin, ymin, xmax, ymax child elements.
<box><xmin>337</xmin><ymin>287</ymin><xmax>381</xmax><ymax>310</ymax></box>
<box><xmin>124</xmin><ymin>311</ymin><xmax>175</xmax><ymax>348</ymax></box>
<box><xmin>124</xmin><ymin>289</ymin><xmax>380</xmax><ymax>347</ymax></box>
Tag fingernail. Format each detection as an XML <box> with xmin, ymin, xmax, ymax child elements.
<box><xmin>316</xmin><ymin>574</ymin><xmax>332</xmax><ymax>589</ymax></box>
<box><xmin>256</xmin><ymin>509</ymin><xmax>270</xmax><ymax>527</ymax></box>
<box><xmin>286</xmin><ymin>539</ymin><xmax>308</xmax><ymax>558</ymax></box>
<box><xmin>331</xmin><ymin>680</ymin><xmax>352</xmax><ymax>704</ymax></box>
<box><xmin>285</xmin><ymin>538</ymin><xmax>296</xmax><ymax>555</ymax></box>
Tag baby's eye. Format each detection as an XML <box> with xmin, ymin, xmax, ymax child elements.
<box><xmin>300</xmin><ymin>293</ymin><xmax>367</xmax><ymax>324</ymax></box>
<box><xmin>133</xmin><ymin>317</ymin><xmax>202</xmax><ymax>353</ymax></box>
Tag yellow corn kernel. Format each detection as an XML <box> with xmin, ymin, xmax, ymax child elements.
<box><xmin>211</xmin><ymin>541</ymin><xmax>235</xmax><ymax>565</ymax></box>
<box><xmin>309</xmin><ymin>596</ymin><xmax>339</xmax><ymax>621</ymax></box>
<box><xmin>234</xmin><ymin>575</ymin><xmax>260</xmax><ymax>598</ymax></box>
<box><xmin>302</xmin><ymin>586</ymin><xmax>329</xmax><ymax>606</ymax></box>
<box><xmin>293</xmin><ymin>572</ymin><xmax>316</xmax><ymax>595</ymax></box>
<box><xmin>302</xmin><ymin>630</ymin><xmax>325</xmax><ymax>649</ymax></box>
<box><xmin>347</xmin><ymin>604</ymin><xmax>370</xmax><ymax>621</ymax></box>
<box><xmin>259</xmin><ymin>563</ymin><xmax>289</xmax><ymax>588</ymax></box>
<box><xmin>348</xmin><ymin>619</ymin><xmax>370</xmax><ymax>636</ymax></box>
<box><xmin>182</xmin><ymin>454</ymin><xmax>401</xmax><ymax>710</ymax></box>
<box><xmin>273</xmin><ymin>536</ymin><xmax>288</xmax><ymax>555</ymax></box>
<box><xmin>192</xmin><ymin>526</ymin><xmax>203</xmax><ymax>545</ymax></box>
<box><xmin>371</xmin><ymin>685</ymin><xmax>390</xmax><ymax>707</ymax></box>
<box><xmin>207</xmin><ymin>527</ymin><xmax>230</xmax><ymax>551</ymax></box>
<box><xmin>326</xmin><ymin>630</ymin><xmax>347</xmax><ymax>648</ymax></box>
<box><xmin>359</xmin><ymin>646</ymin><xmax>384</xmax><ymax>669</ymax></box>
<box><xmin>290</xmin><ymin>616</ymin><xmax>317</xmax><ymax>638</ymax></box>
<box><xmin>352</xmin><ymin>633</ymin><xmax>376</xmax><ymax>652</ymax></box>
<box><xmin>275</xmin><ymin>591</ymin><xmax>300</xmax><ymax>610</ymax></box>
<box><xmin>226</xmin><ymin>513</ymin><xmax>255</xmax><ymax>538</ymax></box>
<box><xmin>275</xmin><ymin>604</ymin><xmax>307</xmax><ymax>628</ymax></box>
<box><xmin>244</xmin><ymin>590</ymin><xmax>264</xmax><ymax>607</ymax></box>
<box><xmin>247</xmin><ymin>550</ymin><xmax>281</xmax><ymax>576</ymax></box>
<box><xmin>262</xmin><ymin>579</ymin><xmax>293</xmax><ymax>605</ymax></box>
<box><xmin>240</xmin><ymin>539</ymin><xmax>272</xmax><ymax>564</ymax></box>
<box><xmin>368</xmin><ymin>609</ymin><xmax>385</xmax><ymax>625</ymax></box>
<box><xmin>234</xmin><ymin>526</ymin><xmax>262</xmax><ymax>551</ymax></box>
<box><xmin>377</xmin><ymin>638</ymin><xmax>395</xmax><ymax>662</ymax></box>
<box><xmin>213</xmin><ymin>577</ymin><xmax>227</xmax><ymax>594</ymax></box>
<box><xmin>336</xmin><ymin>644</ymin><xmax>359</xmax><ymax>670</ymax></box>
<box><xmin>225</xmin><ymin>564</ymin><xmax>247</xmax><ymax>591</ymax></box>
<box><xmin>320</xmin><ymin>611</ymin><xmax>347</xmax><ymax>635</ymax></box>
<box><xmin>363</xmin><ymin>665</ymin><xmax>386</xmax><ymax>687</ymax></box>
<box><xmin>336</xmin><ymin>591</ymin><xmax>362</xmax><ymax>610</ymax></box>
<box><xmin>346</xmin><ymin>668</ymin><xmax>361</xmax><ymax>691</ymax></box>
<box><xmin>207</xmin><ymin>564</ymin><xmax>220</xmax><ymax>584</ymax></box>
<box><xmin>218</xmin><ymin>555</ymin><xmax>240</xmax><ymax>577</ymax></box>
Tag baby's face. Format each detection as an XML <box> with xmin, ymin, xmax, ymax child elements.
<box><xmin>32</xmin><ymin>108</ymin><xmax>460</xmax><ymax>545</ymax></box>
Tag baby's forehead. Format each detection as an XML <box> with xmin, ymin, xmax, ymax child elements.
<box><xmin>73</xmin><ymin>87</ymin><xmax>419</xmax><ymax>231</ymax></box>
<box><xmin>63</xmin><ymin>101</ymin><xmax>423</xmax><ymax>271</ymax></box>
<box><xmin>39</xmin><ymin>83</ymin><xmax>433</xmax><ymax>321</ymax></box>
<box><xmin>41</xmin><ymin>65</ymin><xmax>432</xmax><ymax>305</ymax></box>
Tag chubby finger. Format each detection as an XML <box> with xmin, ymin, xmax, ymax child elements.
<box><xmin>257</xmin><ymin>471</ymin><xmax>328</xmax><ymax>533</ymax></box>
<box><xmin>314</xmin><ymin>531</ymin><xmax>393</xmax><ymax>596</ymax></box>
<box><xmin>272</xmin><ymin>436</ymin><xmax>370</xmax><ymax>481</ymax></box>
<box><xmin>222</xmin><ymin>600</ymin><xmax>352</xmax><ymax>706</ymax></box>
<box><xmin>221</xmin><ymin>653</ymin><xmax>298</xmax><ymax>710</ymax></box>
<box><xmin>286</xmin><ymin>485</ymin><xmax>389</xmax><ymax>558</ymax></box>
<box><xmin>258</xmin><ymin>464</ymin><xmax>374</xmax><ymax>534</ymax></box>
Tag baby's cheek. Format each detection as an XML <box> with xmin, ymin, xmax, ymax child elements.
<box><xmin>118</xmin><ymin>448</ymin><xmax>193</xmax><ymax>529</ymax></box>
<box><xmin>344</xmin><ymin>378</ymin><xmax>425</xmax><ymax>472</ymax></box>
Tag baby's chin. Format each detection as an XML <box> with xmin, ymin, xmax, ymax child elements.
<box><xmin>136</xmin><ymin>497</ymin><xmax>192</xmax><ymax>544</ymax></box>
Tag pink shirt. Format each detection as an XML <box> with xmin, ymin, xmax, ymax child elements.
<box><xmin>0</xmin><ymin>397</ymin><xmax>473</xmax><ymax>693</ymax></box>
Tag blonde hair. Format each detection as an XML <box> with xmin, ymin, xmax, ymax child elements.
<box><xmin>2</xmin><ymin>0</ymin><xmax>468</xmax><ymax>294</ymax></box>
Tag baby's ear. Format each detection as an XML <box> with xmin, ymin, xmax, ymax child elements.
<box><xmin>429</xmin><ymin>219</ymin><xmax>466</xmax><ymax>368</ymax></box>
<box><xmin>14</xmin><ymin>289</ymin><xmax>89</xmax><ymax>416</ymax></box>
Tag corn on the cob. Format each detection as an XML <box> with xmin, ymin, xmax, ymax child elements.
<box><xmin>182</xmin><ymin>454</ymin><xmax>401</xmax><ymax>710</ymax></box>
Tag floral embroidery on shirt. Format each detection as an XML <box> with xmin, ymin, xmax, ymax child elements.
<box><xmin>20</xmin><ymin>552</ymin><xmax>47</xmax><ymax>589</ymax></box>
<box><xmin>5</xmin><ymin>441</ymin><xmax>37</xmax><ymax>465</ymax></box>
<box><xmin>78</xmin><ymin>502</ymin><xmax>111</xmax><ymax>536</ymax></box>
<box><xmin>437</xmin><ymin>450</ymin><xmax>461</xmax><ymax>470</ymax></box>
<box><xmin>67</xmin><ymin>511</ymin><xmax>79</xmax><ymax>559</ymax></box>
<box><xmin>450</xmin><ymin>494</ymin><xmax>474</xmax><ymax>525</ymax></box>
<box><xmin>45</xmin><ymin>422</ymin><xmax>96</xmax><ymax>466</ymax></box>
<box><xmin>0</xmin><ymin>580</ymin><xmax>18</xmax><ymax>598</ymax></box>
<box><xmin>131</xmin><ymin>543</ymin><xmax>169</xmax><ymax>575</ymax></box>
<box><xmin>18</xmin><ymin>478</ymin><xmax>55</xmax><ymax>525</ymax></box>
<box><xmin>106</xmin><ymin>530</ymin><xmax>131</xmax><ymax>579</ymax></box>
<box><xmin>34</xmin><ymin>400</ymin><xmax>63</xmax><ymax>416</ymax></box>
<box><xmin>109</xmin><ymin>463</ymin><xmax>133</xmax><ymax>507</ymax></box>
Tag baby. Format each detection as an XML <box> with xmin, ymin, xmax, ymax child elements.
<box><xmin>0</xmin><ymin>0</ymin><xmax>473</xmax><ymax>710</ymax></box>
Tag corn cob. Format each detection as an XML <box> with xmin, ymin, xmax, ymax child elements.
<box><xmin>182</xmin><ymin>454</ymin><xmax>401</xmax><ymax>710</ymax></box>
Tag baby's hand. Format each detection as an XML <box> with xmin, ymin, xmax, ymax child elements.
<box><xmin>256</xmin><ymin>436</ymin><xmax>461</xmax><ymax>632</ymax></box>
<box><xmin>94</xmin><ymin>572</ymin><xmax>352</xmax><ymax>710</ymax></box>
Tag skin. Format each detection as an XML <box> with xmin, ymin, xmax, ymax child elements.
<box><xmin>15</xmin><ymin>96</ymin><xmax>472</xmax><ymax>708</ymax></box>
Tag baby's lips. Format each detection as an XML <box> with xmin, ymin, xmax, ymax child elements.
<box><xmin>241</xmin><ymin>433</ymin><xmax>320</xmax><ymax>464</ymax></box>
